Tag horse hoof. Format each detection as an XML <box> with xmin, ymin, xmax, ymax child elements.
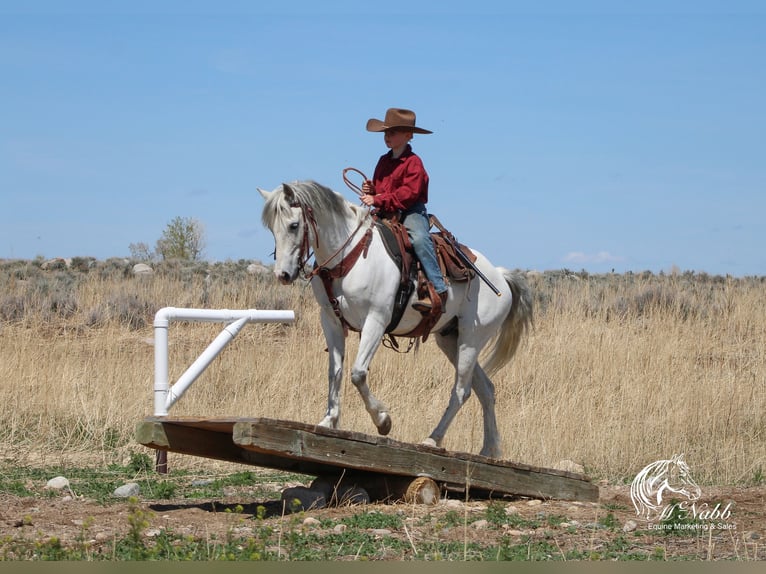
<box><xmin>376</xmin><ymin>414</ymin><xmax>392</xmax><ymax>436</ymax></box>
<box><xmin>317</xmin><ymin>417</ymin><xmax>336</xmax><ymax>429</ymax></box>
<box><xmin>480</xmin><ymin>447</ymin><xmax>502</xmax><ymax>459</ymax></box>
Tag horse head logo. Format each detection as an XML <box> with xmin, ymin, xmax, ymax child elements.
<box><xmin>630</xmin><ymin>454</ymin><xmax>702</xmax><ymax>519</ymax></box>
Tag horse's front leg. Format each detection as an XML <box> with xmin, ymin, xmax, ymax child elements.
<box><xmin>317</xmin><ymin>308</ymin><xmax>345</xmax><ymax>430</ymax></box>
<box><xmin>351</xmin><ymin>314</ymin><xmax>391</xmax><ymax>435</ymax></box>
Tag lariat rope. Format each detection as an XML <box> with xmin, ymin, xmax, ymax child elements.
<box><xmin>342</xmin><ymin>167</ymin><xmax>368</xmax><ymax>197</ymax></box>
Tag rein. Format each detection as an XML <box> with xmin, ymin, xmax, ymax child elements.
<box><xmin>280</xmin><ymin>173</ymin><xmax>374</xmax><ymax>334</ymax></box>
<box><xmin>304</xmin><ymin>206</ymin><xmax>373</xmax><ymax>334</ymax></box>
<box><xmin>306</xmin><ymin>213</ymin><xmax>372</xmax><ymax>281</ymax></box>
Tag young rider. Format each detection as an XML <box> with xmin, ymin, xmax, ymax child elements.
<box><xmin>360</xmin><ymin>108</ymin><xmax>448</xmax><ymax>314</ymax></box>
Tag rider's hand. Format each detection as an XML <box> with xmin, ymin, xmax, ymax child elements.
<box><xmin>361</xmin><ymin>180</ymin><xmax>375</xmax><ymax>194</ymax></box>
<box><xmin>360</xmin><ymin>194</ymin><xmax>376</xmax><ymax>207</ymax></box>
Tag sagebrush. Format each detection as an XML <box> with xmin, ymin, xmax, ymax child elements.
<box><xmin>0</xmin><ymin>258</ymin><xmax>763</xmax><ymax>484</ymax></box>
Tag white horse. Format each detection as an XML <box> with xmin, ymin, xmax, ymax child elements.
<box><xmin>258</xmin><ymin>181</ymin><xmax>532</xmax><ymax>458</ymax></box>
<box><xmin>630</xmin><ymin>454</ymin><xmax>702</xmax><ymax>519</ymax></box>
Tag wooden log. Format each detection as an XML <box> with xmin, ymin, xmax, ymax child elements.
<box><xmin>405</xmin><ymin>476</ymin><xmax>440</xmax><ymax>505</ymax></box>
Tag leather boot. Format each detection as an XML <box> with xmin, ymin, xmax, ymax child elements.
<box><xmin>412</xmin><ymin>291</ymin><xmax>448</xmax><ymax>314</ymax></box>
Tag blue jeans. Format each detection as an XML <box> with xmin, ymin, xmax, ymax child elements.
<box><xmin>402</xmin><ymin>205</ymin><xmax>448</xmax><ymax>294</ymax></box>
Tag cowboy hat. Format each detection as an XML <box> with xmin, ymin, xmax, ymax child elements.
<box><xmin>366</xmin><ymin>108</ymin><xmax>433</xmax><ymax>134</ymax></box>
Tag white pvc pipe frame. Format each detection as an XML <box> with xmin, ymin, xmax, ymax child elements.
<box><xmin>153</xmin><ymin>307</ymin><xmax>295</xmax><ymax>416</ymax></box>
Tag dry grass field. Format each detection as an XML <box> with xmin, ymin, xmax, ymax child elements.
<box><xmin>0</xmin><ymin>257</ymin><xmax>764</xmax><ymax>486</ymax></box>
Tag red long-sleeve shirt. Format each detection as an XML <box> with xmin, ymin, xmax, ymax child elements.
<box><xmin>371</xmin><ymin>144</ymin><xmax>429</xmax><ymax>213</ymax></box>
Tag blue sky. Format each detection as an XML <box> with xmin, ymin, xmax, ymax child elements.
<box><xmin>2</xmin><ymin>1</ymin><xmax>764</xmax><ymax>276</ymax></box>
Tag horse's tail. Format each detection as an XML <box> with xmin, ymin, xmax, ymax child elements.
<box><xmin>482</xmin><ymin>269</ymin><xmax>534</xmax><ymax>376</ymax></box>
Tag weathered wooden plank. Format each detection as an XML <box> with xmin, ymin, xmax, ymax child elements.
<box><xmin>136</xmin><ymin>419</ymin><xmax>243</xmax><ymax>464</ymax></box>
<box><xmin>233</xmin><ymin>419</ymin><xmax>598</xmax><ymax>501</ymax></box>
<box><xmin>136</xmin><ymin>417</ymin><xmax>380</xmax><ymax>478</ymax></box>
<box><xmin>136</xmin><ymin>416</ymin><xmax>599</xmax><ymax>502</ymax></box>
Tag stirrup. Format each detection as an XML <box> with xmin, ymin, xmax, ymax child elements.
<box><xmin>412</xmin><ymin>299</ymin><xmax>433</xmax><ymax>313</ymax></box>
<box><xmin>412</xmin><ymin>291</ymin><xmax>446</xmax><ymax>314</ymax></box>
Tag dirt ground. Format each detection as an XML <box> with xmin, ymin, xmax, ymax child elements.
<box><xmin>1</xmin><ymin>479</ymin><xmax>763</xmax><ymax>561</ymax></box>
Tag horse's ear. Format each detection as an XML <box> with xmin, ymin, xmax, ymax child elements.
<box><xmin>281</xmin><ymin>182</ymin><xmax>296</xmax><ymax>204</ymax></box>
<box><xmin>257</xmin><ymin>187</ymin><xmax>273</xmax><ymax>201</ymax></box>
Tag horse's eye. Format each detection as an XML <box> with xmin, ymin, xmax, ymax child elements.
<box><xmin>289</xmin><ymin>221</ymin><xmax>300</xmax><ymax>231</ymax></box>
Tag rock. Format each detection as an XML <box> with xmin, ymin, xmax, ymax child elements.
<box><xmin>132</xmin><ymin>263</ymin><xmax>153</xmax><ymax>276</ymax></box>
<box><xmin>505</xmin><ymin>505</ymin><xmax>520</xmax><ymax>516</ymax></box>
<box><xmin>308</xmin><ymin>478</ymin><xmax>369</xmax><ymax>506</ymax></box>
<box><xmin>337</xmin><ymin>485</ymin><xmax>370</xmax><ymax>506</ymax></box>
<box><xmin>281</xmin><ymin>486</ymin><xmax>327</xmax><ymax>511</ymax></box>
<box><xmin>370</xmin><ymin>528</ymin><xmax>392</xmax><ymax>537</ymax></box>
<box><xmin>471</xmin><ymin>519</ymin><xmax>489</xmax><ymax>530</ymax></box>
<box><xmin>526</xmin><ymin>499</ymin><xmax>543</xmax><ymax>507</ymax></box>
<box><xmin>302</xmin><ymin>517</ymin><xmax>321</xmax><ymax>527</ymax></box>
<box><xmin>45</xmin><ymin>476</ymin><xmax>70</xmax><ymax>490</ymax></box>
<box><xmin>191</xmin><ymin>479</ymin><xmax>214</xmax><ymax>487</ymax></box>
<box><xmin>507</xmin><ymin>529</ymin><xmax>524</xmax><ymax>537</ymax></box>
<box><xmin>247</xmin><ymin>263</ymin><xmax>271</xmax><ymax>276</ymax></box>
<box><xmin>113</xmin><ymin>483</ymin><xmax>141</xmax><ymax>498</ymax></box>
<box><xmin>333</xmin><ymin>524</ymin><xmax>348</xmax><ymax>533</ymax></box>
<box><xmin>623</xmin><ymin>520</ymin><xmax>638</xmax><ymax>533</ymax></box>
<box><xmin>41</xmin><ymin>258</ymin><xmax>70</xmax><ymax>270</ymax></box>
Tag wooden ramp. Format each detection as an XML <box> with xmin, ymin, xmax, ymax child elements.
<box><xmin>136</xmin><ymin>416</ymin><xmax>598</xmax><ymax>503</ymax></box>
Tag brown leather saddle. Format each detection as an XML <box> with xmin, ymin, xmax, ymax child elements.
<box><xmin>375</xmin><ymin>213</ymin><xmax>477</xmax><ymax>344</ymax></box>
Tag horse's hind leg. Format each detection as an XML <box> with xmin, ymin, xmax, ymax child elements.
<box><xmin>424</xmin><ymin>332</ymin><xmax>477</xmax><ymax>448</ymax></box>
<box><xmin>472</xmin><ymin>366</ymin><xmax>502</xmax><ymax>458</ymax></box>
<box><xmin>426</xmin><ymin>331</ymin><xmax>502</xmax><ymax>458</ymax></box>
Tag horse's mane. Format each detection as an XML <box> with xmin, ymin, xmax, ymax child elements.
<box><xmin>261</xmin><ymin>180</ymin><xmax>366</xmax><ymax>229</ymax></box>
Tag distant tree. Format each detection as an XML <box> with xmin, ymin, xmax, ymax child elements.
<box><xmin>129</xmin><ymin>242</ymin><xmax>155</xmax><ymax>262</ymax></box>
<box><xmin>155</xmin><ymin>216</ymin><xmax>206</xmax><ymax>261</ymax></box>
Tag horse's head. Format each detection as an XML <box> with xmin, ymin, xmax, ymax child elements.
<box><xmin>664</xmin><ymin>454</ymin><xmax>702</xmax><ymax>502</ymax></box>
<box><xmin>258</xmin><ymin>183</ymin><xmax>312</xmax><ymax>285</ymax></box>
<box><xmin>259</xmin><ymin>180</ymin><xmax>366</xmax><ymax>285</ymax></box>
<box><xmin>631</xmin><ymin>454</ymin><xmax>702</xmax><ymax>518</ymax></box>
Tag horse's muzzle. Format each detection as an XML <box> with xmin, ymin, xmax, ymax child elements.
<box><xmin>276</xmin><ymin>270</ymin><xmax>295</xmax><ymax>285</ymax></box>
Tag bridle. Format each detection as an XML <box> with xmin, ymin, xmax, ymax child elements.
<box><xmin>280</xmin><ymin>197</ymin><xmax>372</xmax><ymax>282</ymax></box>
<box><xmin>288</xmin><ymin>199</ymin><xmax>320</xmax><ymax>277</ymax></box>
<box><xmin>270</xmin><ymin>174</ymin><xmax>374</xmax><ymax>332</ymax></box>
